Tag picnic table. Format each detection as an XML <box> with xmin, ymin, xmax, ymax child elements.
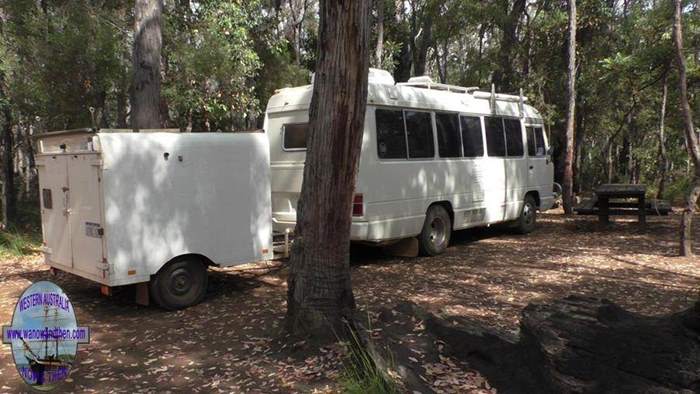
<box><xmin>596</xmin><ymin>183</ymin><xmax>646</xmax><ymax>225</ymax></box>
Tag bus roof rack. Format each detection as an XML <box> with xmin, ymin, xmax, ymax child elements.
<box><xmin>471</xmin><ymin>90</ymin><xmax>529</xmax><ymax>103</ymax></box>
<box><xmin>397</xmin><ymin>76</ymin><xmax>479</xmax><ymax>94</ymax></box>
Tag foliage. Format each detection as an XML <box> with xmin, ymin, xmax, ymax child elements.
<box><xmin>163</xmin><ymin>1</ymin><xmax>265</xmax><ymax>131</ymax></box>
<box><xmin>339</xmin><ymin>327</ymin><xmax>399</xmax><ymax>394</ymax></box>
<box><xmin>0</xmin><ymin>224</ymin><xmax>40</xmax><ymax>257</ymax></box>
<box><xmin>0</xmin><ymin>0</ymin><xmax>699</xmax><ymax>222</ymax></box>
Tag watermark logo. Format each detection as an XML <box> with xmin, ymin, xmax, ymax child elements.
<box><xmin>2</xmin><ymin>281</ymin><xmax>90</xmax><ymax>391</ymax></box>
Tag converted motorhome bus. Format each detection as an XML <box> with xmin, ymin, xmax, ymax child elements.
<box><xmin>265</xmin><ymin>69</ymin><xmax>554</xmax><ymax>256</ymax></box>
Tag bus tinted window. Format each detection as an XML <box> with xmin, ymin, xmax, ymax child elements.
<box><xmin>534</xmin><ymin>127</ymin><xmax>546</xmax><ymax>156</ymax></box>
<box><xmin>504</xmin><ymin>118</ymin><xmax>523</xmax><ymax>157</ymax></box>
<box><xmin>405</xmin><ymin>111</ymin><xmax>435</xmax><ymax>158</ymax></box>
<box><xmin>283</xmin><ymin>123</ymin><xmax>308</xmax><ymax>150</ymax></box>
<box><xmin>526</xmin><ymin>126</ymin><xmax>536</xmax><ymax>156</ymax></box>
<box><xmin>484</xmin><ymin>117</ymin><xmax>506</xmax><ymax>157</ymax></box>
<box><xmin>435</xmin><ymin>113</ymin><xmax>461</xmax><ymax>158</ymax></box>
<box><xmin>376</xmin><ymin>109</ymin><xmax>407</xmax><ymax>159</ymax></box>
<box><xmin>460</xmin><ymin>116</ymin><xmax>484</xmax><ymax>157</ymax></box>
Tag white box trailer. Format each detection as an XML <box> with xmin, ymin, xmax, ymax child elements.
<box><xmin>35</xmin><ymin>129</ymin><xmax>273</xmax><ymax>309</ymax></box>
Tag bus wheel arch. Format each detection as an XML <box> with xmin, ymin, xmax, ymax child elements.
<box><xmin>149</xmin><ymin>254</ymin><xmax>210</xmax><ymax>310</ymax></box>
<box><xmin>418</xmin><ymin>202</ymin><xmax>453</xmax><ymax>256</ymax></box>
<box><xmin>527</xmin><ymin>191</ymin><xmax>541</xmax><ymax>209</ymax></box>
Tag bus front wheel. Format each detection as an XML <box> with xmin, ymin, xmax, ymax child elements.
<box><xmin>419</xmin><ymin>205</ymin><xmax>452</xmax><ymax>256</ymax></box>
<box><xmin>514</xmin><ymin>195</ymin><xmax>537</xmax><ymax>234</ymax></box>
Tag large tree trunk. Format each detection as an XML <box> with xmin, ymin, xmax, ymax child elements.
<box><xmin>657</xmin><ymin>73</ymin><xmax>669</xmax><ymax>200</ymax></box>
<box><xmin>673</xmin><ymin>0</ymin><xmax>700</xmax><ymax>257</ymax></box>
<box><xmin>285</xmin><ymin>0</ymin><xmax>370</xmax><ymax>338</ymax></box>
<box><xmin>131</xmin><ymin>0</ymin><xmax>163</xmax><ymax>130</ymax></box>
<box><xmin>562</xmin><ymin>0</ymin><xmax>577</xmax><ymax>214</ymax></box>
<box><xmin>0</xmin><ymin>19</ymin><xmax>15</xmax><ymax>225</ymax></box>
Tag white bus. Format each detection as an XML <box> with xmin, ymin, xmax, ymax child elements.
<box><xmin>264</xmin><ymin>69</ymin><xmax>554</xmax><ymax>256</ymax></box>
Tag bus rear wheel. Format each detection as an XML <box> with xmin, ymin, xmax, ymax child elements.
<box><xmin>514</xmin><ymin>195</ymin><xmax>537</xmax><ymax>234</ymax></box>
<box><xmin>419</xmin><ymin>205</ymin><xmax>452</xmax><ymax>256</ymax></box>
<box><xmin>150</xmin><ymin>257</ymin><xmax>208</xmax><ymax>310</ymax></box>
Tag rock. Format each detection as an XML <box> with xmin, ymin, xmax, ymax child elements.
<box><xmin>413</xmin><ymin>295</ymin><xmax>700</xmax><ymax>393</ymax></box>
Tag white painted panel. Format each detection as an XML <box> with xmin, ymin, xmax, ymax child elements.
<box><xmin>67</xmin><ymin>153</ymin><xmax>104</xmax><ymax>280</ymax></box>
<box><xmin>36</xmin><ymin>155</ymin><xmax>72</xmax><ymax>267</ymax></box>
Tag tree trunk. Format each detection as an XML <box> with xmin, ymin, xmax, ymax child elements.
<box><xmin>673</xmin><ymin>0</ymin><xmax>700</xmax><ymax>257</ymax></box>
<box><xmin>657</xmin><ymin>73</ymin><xmax>669</xmax><ymax>200</ymax></box>
<box><xmin>1</xmin><ymin>105</ymin><xmax>15</xmax><ymax>225</ymax></box>
<box><xmin>375</xmin><ymin>0</ymin><xmax>384</xmax><ymax>68</ymax></box>
<box><xmin>493</xmin><ymin>0</ymin><xmax>526</xmax><ymax>92</ymax></box>
<box><xmin>286</xmin><ymin>0</ymin><xmax>370</xmax><ymax>338</ymax></box>
<box><xmin>131</xmin><ymin>0</ymin><xmax>163</xmax><ymax>130</ymax></box>
<box><xmin>574</xmin><ymin>104</ymin><xmax>585</xmax><ymax>193</ymax></box>
<box><xmin>562</xmin><ymin>0</ymin><xmax>577</xmax><ymax>214</ymax></box>
<box><xmin>410</xmin><ymin>11</ymin><xmax>432</xmax><ymax>77</ymax></box>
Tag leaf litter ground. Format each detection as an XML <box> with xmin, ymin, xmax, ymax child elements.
<box><xmin>0</xmin><ymin>210</ymin><xmax>697</xmax><ymax>392</ymax></box>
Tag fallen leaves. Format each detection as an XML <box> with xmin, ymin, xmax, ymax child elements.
<box><xmin>0</xmin><ymin>211</ymin><xmax>698</xmax><ymax>392</ymax></box>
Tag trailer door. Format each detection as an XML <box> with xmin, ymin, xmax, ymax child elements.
<box><xmin>37</xmin><ymin>155</ymin><xmax>73</xmax><ymax>267</ymax></box>
<box><xmin>67</xmin><ymin>153</ymin><xmax>105</xmax><ymax>278</ymax></box>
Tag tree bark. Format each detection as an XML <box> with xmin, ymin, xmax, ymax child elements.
<box><xmin>409</xmin><ymin>7</ymin><xmax>432</xmax><ymax>77</ymax></box>
<box><xmin>131</xmin><ymin>0</ymin><xmax>163</xmax><ymax>130</ymax></box>
<box><xmin>285</xmin><ymin>0</ymin><xmax>370</xmax><ymax>338</ymax></box>
<box><xmin>1</xmin><ymin>105</ymin><xmax>15</xmax><ymax>226</ymax></box>
<box><xmin>0</xmin><ymin>14</ymin><xmax>16</xmax><ymax>225</ymax></box>
<box><xmin>492</xmin><ymin>0</ymin><xmax>526</xmax><ymax>92</ymax></box>
<box><xmin>673</xmin><ymin>0</ymin><xmax>700</xmax><ymax>257</ymax></box>
<box><xmin>562</xmin><ymin>0</ymin><xmax>577</xmax><ymax>214</ymax></box>
<box><xmin>375</xmin><ymin>0</ymin><xmax>384</xmax><ymax>68</ymax></box>
<box><xmin>657</xmin><ymin>73</ymin><xmax>669</xmax><ymax>200</ymax></box>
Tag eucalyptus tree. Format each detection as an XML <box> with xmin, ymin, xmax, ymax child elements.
<box><xmin>286</xmin><ymin>0</ymin><xmax>370</xmax><ymax>337</ymax></box>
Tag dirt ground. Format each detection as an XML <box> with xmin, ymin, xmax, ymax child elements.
<box><xmin>0</xmin><ymin>210</ymin><xmax>698</xmax><ymax>393</ymax></box>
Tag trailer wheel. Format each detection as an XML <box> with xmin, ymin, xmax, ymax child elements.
<box><xmin>150</xmin><ymin>257</ymin><xmax>208</xmax><ymax>310</ymax></box>
<box><xmin>514</xmin><ymin>195</ymin><xmax>537</xmax><ymax>234</ymax></box>
<box><xmin>418</xmin><ymin>205</ymin><xmax>452</xmax><ymax>256</ymax></box>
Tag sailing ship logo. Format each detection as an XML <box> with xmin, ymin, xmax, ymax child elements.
<box><xmin>2</xmin><ymin>281</ymin><xmax>90</xmax><ymax>390</ymax></box>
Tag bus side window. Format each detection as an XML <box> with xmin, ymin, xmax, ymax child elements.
<box><xmin>504</xmin><ymin>118</ymin><xmax>524</xmax><ymax>157</ymax></box>
<box><xmin>526</xmin><ymin>127</ymin><xmax>536</xmax><ymax>156</ymax></box>
<box><xmin>376</xmin><ymin>108</ymin><xmax>407</xmax><ymax>159</ymax></box>
<box><xmin>405</xmin><ymin>111</ymin><xmax>434</xmax><ymax>159</ymax></box>
<box><xmin>435</xmin><ymin>112</ymin><xmax>461</xmax><ymax>158</ymax></box>
<box><xmin>534</xmin><ymin>127</ymin><xmax>546</xmax><ymax>156</ymax></box>
<box><xmin>460</xmin><ymin>116</ymin><xmax>484</xmax><ymax>157</ymax></box>
<box><xmin>484</xmin><ymin>116</ymin><xmax>506</xmax><ymax>157</ymax></box>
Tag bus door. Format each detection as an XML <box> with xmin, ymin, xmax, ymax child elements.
<box><xmin>503</xmin><ymin>118</ymin><xmax>528</xmax><ymax>220</ymax></box>
<box><xmin>525</xmin><ymin>124</ymin><xmax>551</xmax><ymax>197</ymax></box>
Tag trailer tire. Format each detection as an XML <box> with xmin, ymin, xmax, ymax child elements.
<box><xmin>418</xmin><ymin>205</ymin><xmax>452</xmax><ymax>256</ymax></box>
<box><xmin>514</xmin><ymin>195</ymin><xmax>537</xmax><ymax>234</ymax></box>
<box><xmin>150</xmin><ymin>257</ymin><xmax>208</xmax><ymax>310</ymax></box>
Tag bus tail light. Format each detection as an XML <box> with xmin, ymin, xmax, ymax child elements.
<box><xmin>352</xmin><ymin>194</ymin><xmax>364</xmax><ymax>217</ymax></box>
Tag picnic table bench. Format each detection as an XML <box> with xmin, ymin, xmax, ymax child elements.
<box><xmin>573</xmin><ymin>184</ymin><xmax>672</xmax><ymax>225</ymax></box>
<box><xmin>596</xmin><ymin>184</ymin><xmax>646</xmax><ymax>225</ymax></box>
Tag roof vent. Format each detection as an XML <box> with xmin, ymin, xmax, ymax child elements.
<box><xmin>406</xmin><ymin>75</ymin><xmax>435</xmax><ymax>84</ymax></box>
<box><xmin>368</xmin><ymin>68</ymin><xmax>395</xmax><ymax>85</ymax></box>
